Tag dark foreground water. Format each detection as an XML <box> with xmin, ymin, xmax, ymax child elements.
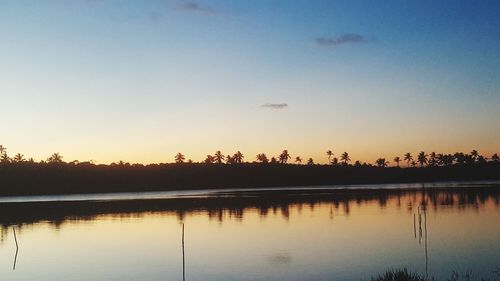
<box><xmin>1</xmin><ymin>182</ymin><xmax>499</xmax><ymax>281</ymax></box>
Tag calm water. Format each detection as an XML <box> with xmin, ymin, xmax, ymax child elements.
<box><xmin>1</xmin><ymin>183</ymin><xmax>500</xmax><ymax>281</ymax></box>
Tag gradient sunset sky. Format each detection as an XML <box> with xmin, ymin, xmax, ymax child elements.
<box><xmin>1</xmin><ymin>0</ymin><xmax>499</xmax><ymax>164</ymax></box>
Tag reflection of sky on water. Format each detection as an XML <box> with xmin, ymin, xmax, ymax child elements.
<box><xmin>0</xmin><ymin>184</ymin><xmax>499</xmax><ymax>281</ymax></box>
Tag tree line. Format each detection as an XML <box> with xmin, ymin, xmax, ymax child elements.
<box><xmin>1</xmin><ymin>145</ymin><xmax>498</xmax><ymax>168</ymax></box>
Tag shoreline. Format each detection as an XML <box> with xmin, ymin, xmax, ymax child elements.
<box><xmin>0</xmin><ymin>178</ymin><xmax>499</xmax><ymax>202</ymax></box>
<box><xmin>1</xmin><ymin>163</ymin><xmax>499</xmax><ymax>197</ymax></box>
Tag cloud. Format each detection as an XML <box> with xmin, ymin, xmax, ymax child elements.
<box><xmin>315</xmin><ymin>33</ymin><xmax>368</xmax><ymax>47</ymax></box>
<box><xmin>261</xmin><ymin>103</ymin><xmax>288</xmax><ymax>109</ymax></box>
<box><xmin>177</xmin><ymin>1</ymin><xmax>216</xmax><ymax>14</ymax></box>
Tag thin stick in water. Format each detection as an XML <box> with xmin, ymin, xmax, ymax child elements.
<box><xmin>13</xmin><ymin>226</ymin><xmax>18</xmax><ymax>249</ymax></box>
<box><xmin>13</xmin><ymin>227</ymin><xmax>19</xmax><ymax>271</ymax></box>
<box><xmin>182</xmin><ymin>223</ymin><xmax>185</xmax><ymax>281</ymax></box>
<box><xmin>413</xmin><ymin>213</ymin><xmax>416</xmax><ymax>239</ymax></box>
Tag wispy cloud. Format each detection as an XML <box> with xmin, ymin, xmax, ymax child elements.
<box><xmin>177</xmin><ymin>1</ymin><xmax>216</xmax><ymax>14</ymax></box>
<box><xmin>261</xmin><ymin>103</ymin><xmax>288</xmax><ymax>109</ymax></box>
<box><xmin>315</xmin><ymin>33</ymin><xmax>368</xmax><ymax>47</ymax></box>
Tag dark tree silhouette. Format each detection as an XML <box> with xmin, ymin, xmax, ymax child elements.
<box><xmin>331</xmin><ymin>157</ymin><xmax>339</xmax><ymax>166</ymax></box>
<box><xmin>326</xmin><ymin>150</ymin><xmax>333</xmax><ymax>163</ymax></box>
<box><xmin>428</xmin><ymin>152</ymin><xmax>437</xmax><ymax>166</ymax></box>
<box><xmin>404</xmin><ymin>152</ymin><xmax>413</xmax><ymax>167</ymax></box>
<box><xmin>226</xmin><ymin>155</ymin><xmax>234</xmax><ymax>164</ymax></box>
<box><xmin>175</xmin><ymin>153</ymin><xmax>185</xmax><ymax>164</ymax></box>
<box><xmin>233</xmin><ymin>151</ymin><xmax>244</xmax><ymax>163</ymax></box>
<box><xmin>307</xmin><ymin>158</ymin><xmax>314</xmax><ymax>165</ymax></box>
<box><xmin>232</xmin><ymin>151</ymin><xmax>244</xmax><ymax>163</ymax></box>
<box><xmin>279</xmin><ymin>150</ymin><xmax>291</xmax><ymax>164</ymax></box>
<box><xmin>295</xmin><ymin>156</ymin><xmax>302</xmax><ymax>164</ymax></box>
<box><xmin>340</xmin><ymin>152</ymin><xmax>351</xmax><ymax>165</ymax></box>
<box><xmin>438</xmin><ymin>153</ymin><xmax>454</xmax><ymax>166</ymax></box>
<box><xmin>0</xmin><ymin>145</ymin><xmax>9</xmax><ymax>163</ymax></box>
<box><xmin>0</xmin><ymin>150</ymin><xmax>9</xmax><ymax>163</ymax></box>
<box><xmin>471</xmin><ymin>150</ymin><xmax>479</xmax><ymax>162</ymax></box>
<box><xmin>204</xmin><ymin>155</ymin><xmax>215</xmax><ymax>164</ymax></box>
<box><xmin>375</xmin><ymin>158</ymin><xmax>389</xmax><ymax>167</ymax></box>
<box><xmin>417</xmin><ymin>151</ymin><xmax>428</xmax><ymax>167</ymax></box>
<box><xmin>454</xmin><ymin>152</ymin><xmax>466</xmax><ymax>165</ymax></box>
<box><xmin>477</xmin><ymin>155</ymin><xmax>487</xmax><ymax>164</ymax></box>
<box><xmin>256</xmin><ymin>153</ymin><xmax>269</xmax><ymax>163</ymax></box>
<box><xmin>393</xmin><ymin>156</ymin><xmax>401</xmax><ymax>167</ymax></box>
<box><xmin>13</xmin><ymin>153</ymin><xmax>25</xmax><ymax>163</ymax></box>
<box><xmin>270</xmin><ymin>157</ymin><xmax>278</xmax><ymax>164</ymax></box>
<box><xmin>214</xmin><ymin>151</ymin><xmax>225</xmax><ymax>164</ymax></box>
<box><xmin>492</xmin><ymin>153</ymin><xmax>499</xmax><ymax>162</ymax></box>
<box><xmin>411</xmin><ymin>160</ymin><xmax>417</xmax><ymax>167</ymax></box>
<box><xmin>47</xmin><ymin>153</ymin><xmax>63</xmax><ymax>163</ymax></box>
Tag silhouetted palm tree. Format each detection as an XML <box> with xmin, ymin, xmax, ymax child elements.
<box><xmin>233</xmin><ymin>151</ymin><xmax>244</xmax><ymax>163</ymax></box>
<box><xmin>270</xmin><ymin>157</ymin><xmax>277</xmax><ymax>164</ymax></box>
<box><xmin>404</xmin><ymin>152</ymin><xmax>413</xmax><ymax>167</ymax></box>
<box><xmin>417</xmin><ymin>151</ymin><xmax>428</xmax><ymax>167</ymax></box>
<box><xmin>326</xmin><ymin>150</ymin><xmax>333</xmax><ymax>163</ymax></box>
<box><xmin>470</xmin><ymin>150</ymin><xmax>479</xmax><ymax>162</ymax></box>
<box><xmin>428</xmin><ymin>152</ymin><xmax>437</xmax><ymax>166</ymax></box>
<box><xmin>47</xmin><ymin>153</ymin><xmax>63</xmax><ymax>163</ymax></box>
<box><xmin>307</xmin><ymin>158</ymin><xmax>314</xmax><ymax>165</ymax></box>
<box><xmin>454</xmin><ymin>152</ymin><xmax>466</xmax><ymax>165</ymax></box>
<box><xmin>492</xmin><ymin>153</ymin><xmax>499</xmax><ymax>162</ymax></box>
<box><xmin>477</xmin><ymin>155</ymin><xmax>487</xmax><ymax>164</ymax></box>
<box><xmin>465</xmin><ymin>154</ymin><xmax>476</xmax><ymax>165</ymax></box>
<box><xmin>340</xmin><ymin>152</ymin><xmax>350</xmax><ymax>165</ymax></box>
<box><xmin>0</xmin><ymin>153</ymin><xmax>9</xmax><ymax>163</ymax></box>
<box><xmin>295</xmin><ymin>156</ymin><xmax>302</xmax><ymax>164</ymax></box>
<box><xmin>214</xmin><ymin>151</ymin><xmax>224</xmax><ymax>164</ymax></box>
<box><xmin>256</xmin><ymin>153</ymin><xmax>269</xmax><ymax>163</ymax></box>
<box><xmin>411</xmin><ymin>161</ymin><xmax>417</xmax><ymax>167</ymax></box>
<box><xmin>226</xmin><ymin>155</ymin><xmax>234</xmax><ymax>164</ymax></box>
<box><xmin>0</xmin><ymin>145</ymin><xmax>6</xmax><ymax>155</ymax></box>
<box><xmin>175</xmin><ymin>153</ymin><xmax>185</xmax><ymax>163</ymax></box>
<box><xmin>204</xmin><ymin>155</ymin><xmax>215</xmax><ymax>164</ymax></box>
<box><xmin>331</xmin><ymin>157</ymin><xmax>339</xmax><ymax>165</ymax></box>
<box><xmin>375</xmin><ymin>158</ymin><xmax>388</xmax><ymax>167</ymax></box>
<box><xmin>393</xmin><ymin>156</ymin><xmax>401</xmax><ymax>167</ymax></box>
<box><xmin>13</xmin><ymin>153</ymin><xmax>25</xmax><ymax>163</ymax></box>
<box><xmin>279</xmin><ymin>150</ymin><xmax>291</xmax><ymax>164</ymax></box>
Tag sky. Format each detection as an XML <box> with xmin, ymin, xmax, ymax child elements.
<box><xmin>0</xmin><ymin>0</ymin><xmax>499</xmax><ymax>164</ymax></box>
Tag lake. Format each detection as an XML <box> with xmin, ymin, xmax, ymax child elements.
<box><xmin>1</xmin><ymin>182</ymin><xmax>499</xmax><ymax>281</ymax></box>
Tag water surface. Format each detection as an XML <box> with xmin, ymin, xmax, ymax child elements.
<box><xmin>1</xmin><ymin>183</ymin><xmax>499</xmax><ymax>281</ymax></box>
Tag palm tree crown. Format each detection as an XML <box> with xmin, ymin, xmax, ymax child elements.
<box><xmin>326</xmin><ymin>150</ymin><xmax>333</xmax><ymax>162</ymax></box>
<box><xmin>295</xmin><ymin>156</ymin><xmax>302</xmax><ymax>164</ymax></box>
<box><xmin>48</xmin><ymin>153</ymin><xmax>63</xmax><ymax>163</ymax></box>
<box><xmin>232</xmin><ymin>151</ymin><xmax>244</xmax><ymax>163</ymax></box>
<box><xmin>279</xmin><ymin>150</ymin><xmax>291</xmax><ymax>164</ymax></box>
<box><xmin>214</xmin><ymin>151</ymin><xmax>224</xmax><ymax>164</ymax></box>
<box><xmin>393</xmin><ymin>156</ymin><xmax>401</xmax><ymax>167</ymax></box>
<box><xmin>174</xmin><ymin>153</ymin><xmax>185</xmax><ymax>163</ymax></box>
<box><xmin>256</xmin><ymin>153</ymin><xmax>269</xmax><ymax>163</ymax></box>
<box><xmin>340</xmin><ymin>152</ymin><xmax>351</xmax><ymax>165</ymax></box>
<box><xmin>417</xmin><ymin>151</ymin><xmax>428</xmax><ymax>167</ymax></box>
<box><xmin>404</xmin><ymin>153</ymin><xmax>413</xmax><ymax>167</ymax></box>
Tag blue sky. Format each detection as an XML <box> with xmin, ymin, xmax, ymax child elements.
<box><xmin>0</xmin><ymin>0</ymin><xmax>499</xmax><ymax>163</ymax></box>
